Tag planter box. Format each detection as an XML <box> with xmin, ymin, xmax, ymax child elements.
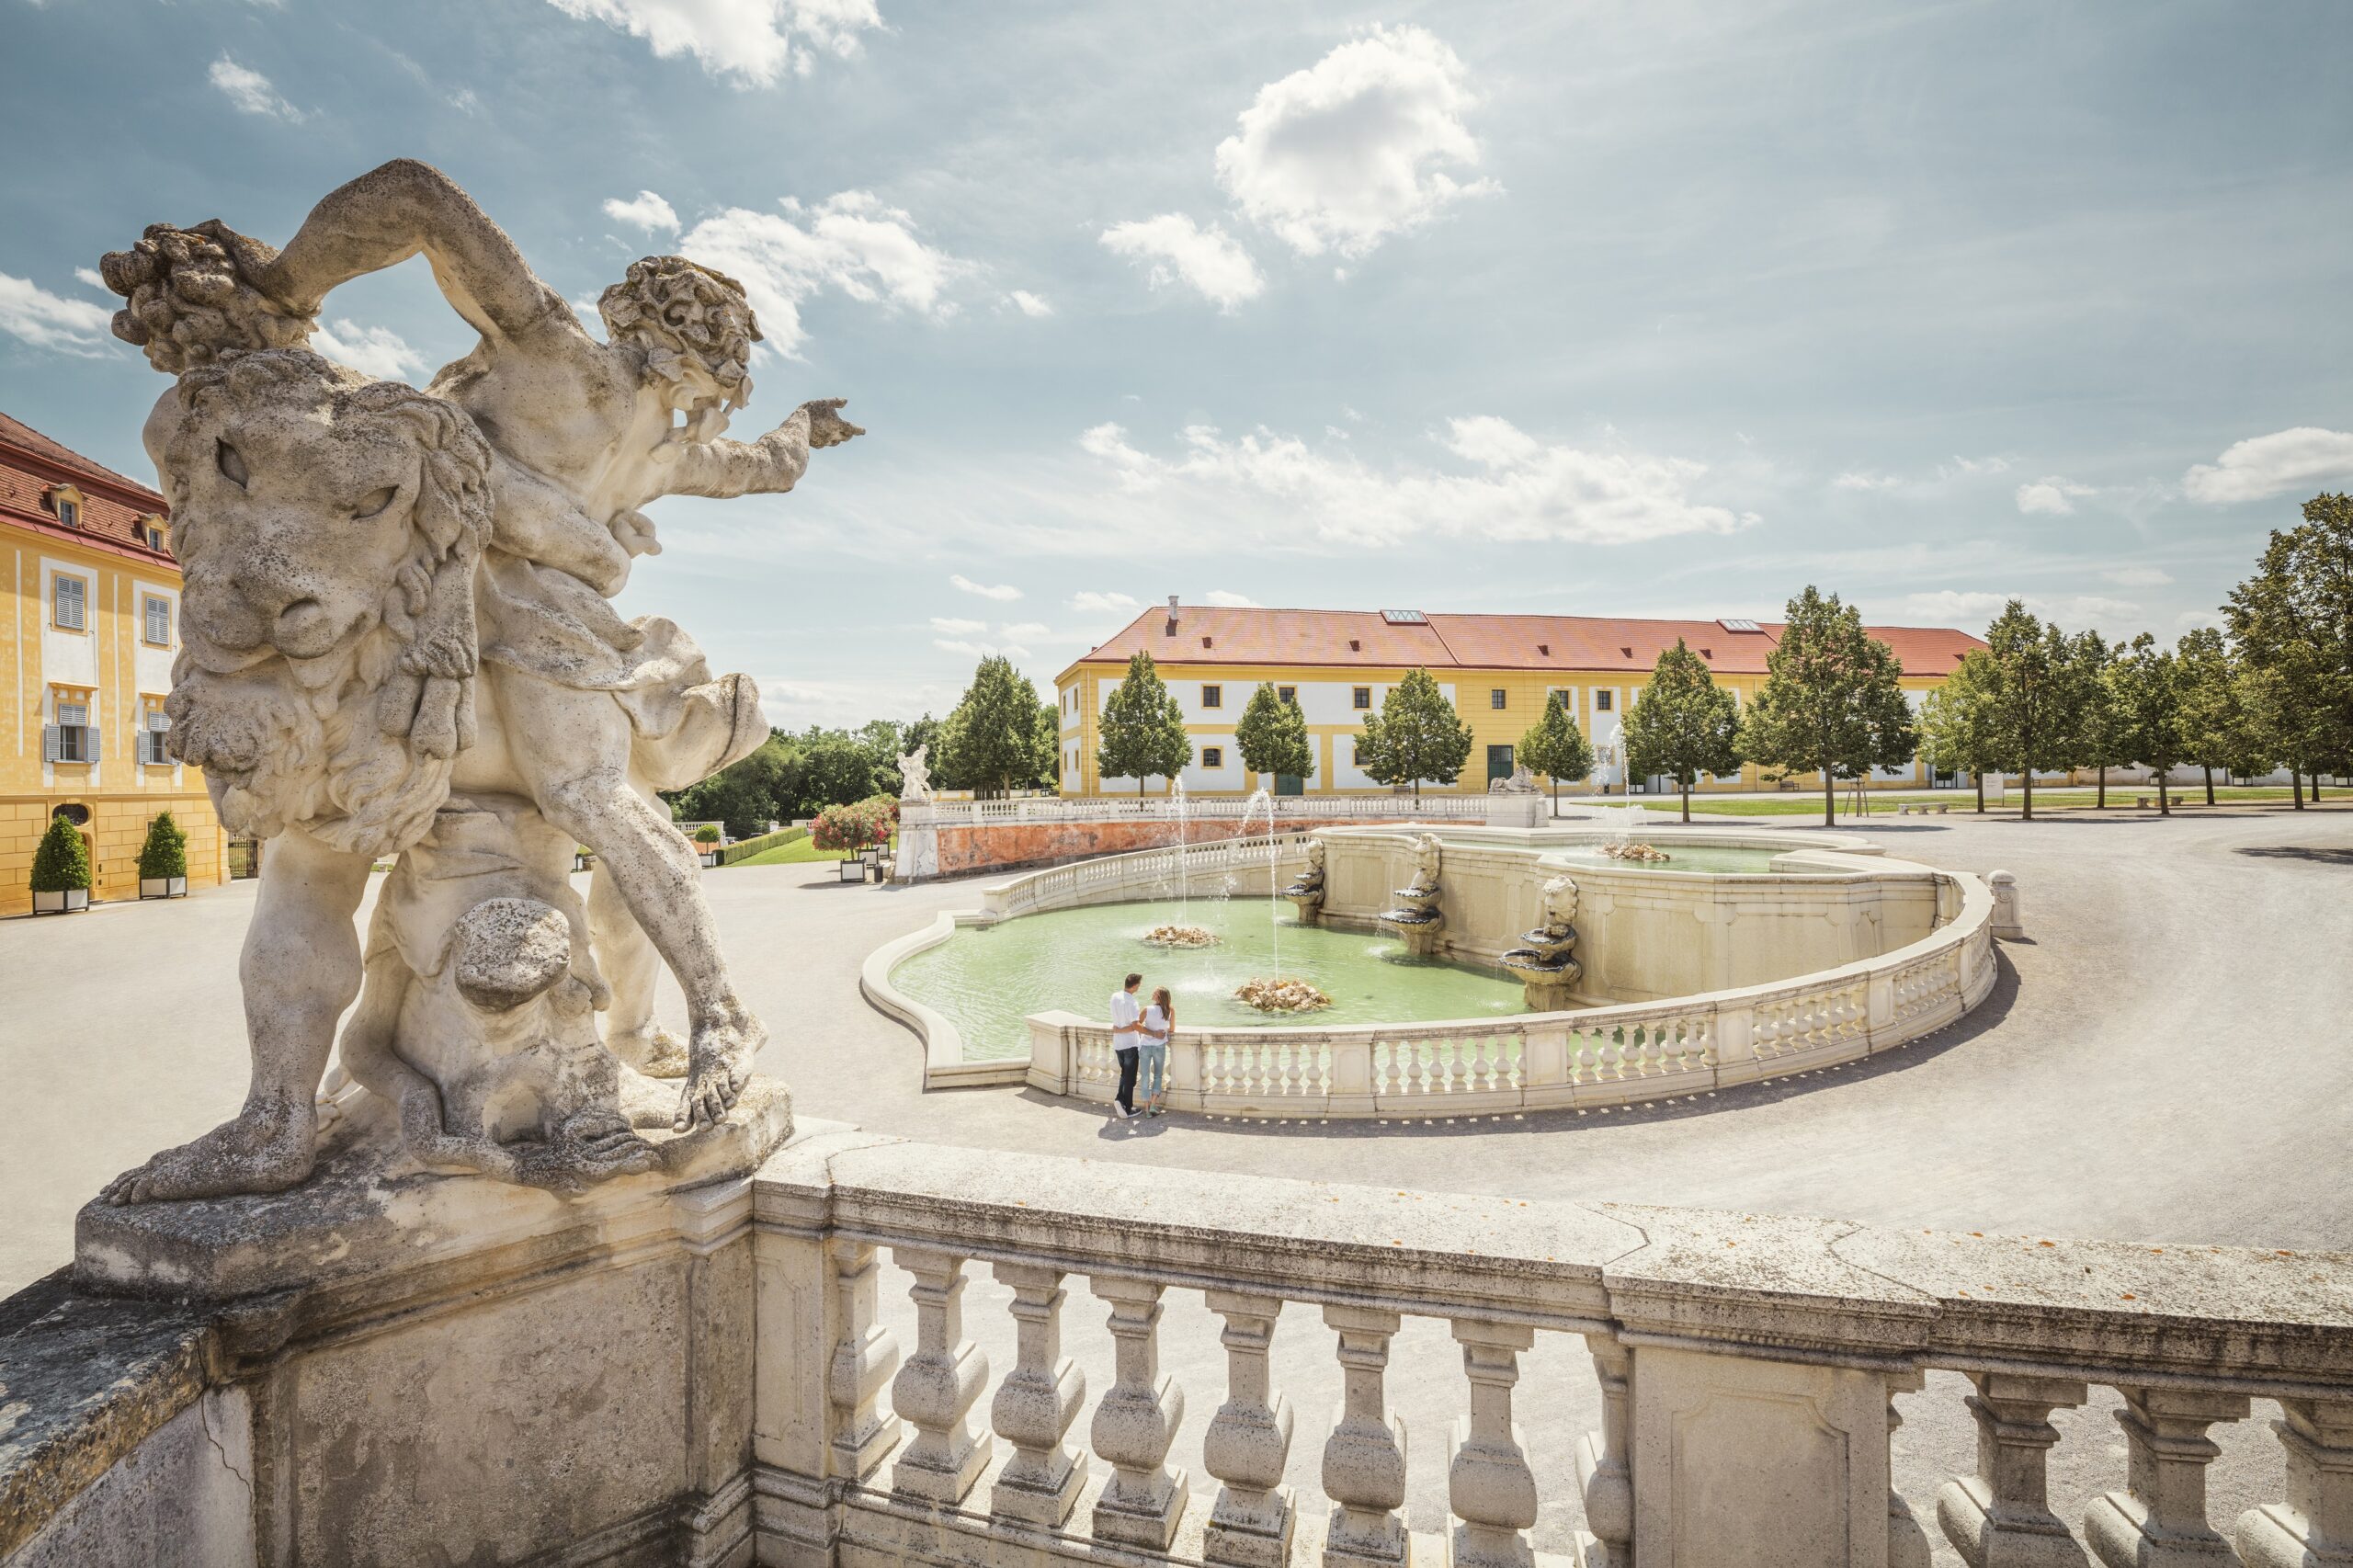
<box><xmin>33</xmin><ymin>888</ymin><xmax>90</xmax><ymax>914</ymax></box>
<box><xmin>140</xmin><ymin>876</ymin><xmax>188</xmax><ymax>899</ymax></box>
<box><xmin>836</xmin><ymin>857</ymin><xmax>865</xmax><ymax>883</ymax></box>
<box><xmin>698</xmin><ymin>850</ymin><xmax>721</xmax><ymax>868</ymax></box>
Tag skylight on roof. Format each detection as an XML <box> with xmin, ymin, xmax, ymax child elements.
<box><xmin>1718</xmin><ymin>618</ymin><xmax>1764</xmax><ymax>633</ymax></box>
<box><xmin>1380</xmin><ymin>608</ymin><xmax>1427</xmax><ymax>624</ymax></box>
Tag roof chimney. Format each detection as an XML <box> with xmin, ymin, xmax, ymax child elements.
<box><xmin>1164</xmin><ymin>595</ymin><xmax>1178</xmax><ymax>635</ymax></box>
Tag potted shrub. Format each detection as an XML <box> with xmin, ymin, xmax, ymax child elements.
<box><xmin>30</xmin><ymin>815</ymin><xmax>93</xmax><ymax>914</ymax></box>
<box><xmin>574</xmin><ymin>846</ymin><xmax>596</xmax><ymax>872</ymax></box>
<box><xmin>693</xmin><ymin>824</ymin><xmax>723</xmax><ymax>867</ymax></box>
<box><xmin>138</xmin><ymin>809</ymin><xmax>188</xmax><ymax>898</ymax></box>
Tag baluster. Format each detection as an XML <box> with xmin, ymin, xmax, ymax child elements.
<box><xmin>1571</xmin><ymin>1030</ymin><xmax>1596</xmax><ymax>1085</ymax></box>
<box><xmin>1090</xmin><ymin>1276</ymin><xmax>1188</xmax><ymax>1549</ymax></box>
<box><xmin>1935</xmin><ymin>1371</ymin><xmax>2086</xmax><ymax>1566</ymax></box>
<box><xmin>888</xmin><ymin>1248</ymin><xmax>990</xmax><ymax>1506</ymax></box>
<box><xmin>1323</xmin><ymin>1305</ymin><xmax>1410</xmax><ymax>1568</ymax></box>
<box><xmin>1574</xmin><ymin>1334</ymin><xmax>1632</xmax><ymax>1568</ymax></box>
<box><xmin>989</xmin><ymin>1263</ymin><xmax>1086</xmax><ymax>1527</ymax></box>
<box><xmin>2083</xmin><ymin>1387</ymin><xmax>2250</xmax><ymax>1567</ymax></box>
<box><xmin>2235</xmin><ymin>1397</ymin><xmax>2353</xmax><ymax>1566</ymax></box>
<box><xmin>1204</xmin><ymin>1292</ymin><xmax>1295</xmax><ymax>1567</ymax></box>
<box><xmin>1447</xmin><ymin>1040</ymin><xmax>1470</xmax><ymax>1095</ymax></box>
<box><xmin>1285</xmin><ymin>1041</ymin><xmax>1306</xmax><ymax>1098</ymax></box>
<box><xmin>1448</xmin><ymin>1319</ymin><xmax>1537</xmax><ymax>1568</ymax></box>
<box><xmin>827</xmin><ymin>1238</ymin><xmax>902</xmax><ymax>1481</ymax></box>
<box><xmin>1887</xmin><ymin>1370</ymin><xmax>1931</xmax><ymax>1568</ymax></box>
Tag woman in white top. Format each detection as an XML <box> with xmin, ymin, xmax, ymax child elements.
<box><xmin>1138</xmin><ymin>987</ymin><xmax>1174</xmax><ymax>1117</ymax></box>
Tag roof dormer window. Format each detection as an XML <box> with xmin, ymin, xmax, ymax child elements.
<box><xmin>46</xmin><ymin>484</ymin><xmax>86</xmax><ymax>528</ymax></box>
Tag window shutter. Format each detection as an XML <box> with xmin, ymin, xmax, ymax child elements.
<box><xmin>86</xmin><ymin>724</ymin><xmax>100</xmax><ymax>761</ymax></box>
<box><xmin>43</xmin><ymin>725</ymin><xmax>61</xmax><ymax>763</ymax></box>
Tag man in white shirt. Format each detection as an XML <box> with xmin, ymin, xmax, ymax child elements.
<box><xmin>1108</xmin><ymin>972</ymin><xmax>1144</xmax><ymax>1119</ymax></box>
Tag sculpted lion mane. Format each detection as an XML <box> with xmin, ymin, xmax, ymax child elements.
<box><xmin>164</xmin><ymin>348</ymin><xmax>491</xmax><ymax>859</ymax></box>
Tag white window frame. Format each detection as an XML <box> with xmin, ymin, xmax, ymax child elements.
<box><xmin>53</xmin><ymin>574</ymin><xmax>87</xmax><ymax>631</ymax></box>
<box><xmin>143</xmin><ymin>595</ymin><xmax>172</xmax><ymax>646</ymax></box>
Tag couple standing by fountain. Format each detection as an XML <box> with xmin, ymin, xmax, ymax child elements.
<box><xmin>1108</xmin><ymin>972</ymin><xmax>1175</xmax><ymax>1120</ymax></box>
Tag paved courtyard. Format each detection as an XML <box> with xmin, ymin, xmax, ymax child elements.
<box><xmin>6</xmin><ymin>804</ymin><xmax>2347</xmax><ymax>1297</ymax></box>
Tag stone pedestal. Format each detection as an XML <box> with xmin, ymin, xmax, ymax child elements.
<box><xmin>67</xmin><ymin>1082</ymin><xmax>796</xmax><ymax>1568</ymax></box>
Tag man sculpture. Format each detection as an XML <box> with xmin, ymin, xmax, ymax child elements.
<box><xmin>96</xmin><ymin>162</ymin><xmax>855</xmax><ymax>1201</ymax></box>
<box><xmin>896</xmin><ymin>742</ymin><xmax>933</xmax><ymax>801</ymax></box>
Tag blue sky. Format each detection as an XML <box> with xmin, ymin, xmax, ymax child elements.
<box><xmin>4</xmin><ymin>0</ymin><xmax>2349</xmax><ymax>728</ymax></box>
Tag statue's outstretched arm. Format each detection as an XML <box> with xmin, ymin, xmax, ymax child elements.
<box><xmin>258</xmin><ymin>159</ymin><xmax>576</xmax><ymax>343</ymax></box>
<box><xmin>654</xmin><ymin>398</ymin><xmax>863</xmax><ymax>500</ymax></box>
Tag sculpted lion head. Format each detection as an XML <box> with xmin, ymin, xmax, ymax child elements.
<box><xmin>1541</xmin><ymin>874</ymin><xmax>1579</xmax><ymax>927</ymax></box>
<box><xmin>159</xmin><ymin>349</ymin><xmax>490</xmax><ymax>858</ymax></box>
<box><xmin>597</xmin><ymin>256</ymin><xmax>761</xmax><ymax>439</ymax></box>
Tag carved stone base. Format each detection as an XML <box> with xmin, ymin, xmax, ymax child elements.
<box><xmin>1937</xmin><ymin>1475</ymin><xmax>2086</xmax><ymax>1567</ymax></box>
<box><xmin>74</xmin><ymin>1075</ymin><xmax>794</xmax><ymax>1301</ymax></box>
<box><xmin>1094</xmin><ymin>1463</ymin><xmax>1188</xmax><ymax>1551</ymax></box>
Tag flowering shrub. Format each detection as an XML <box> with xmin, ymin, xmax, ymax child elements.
<box><xmin>811</xmin><ymin>798</ymin><xmax>896</xmax><ymax>852</ymax></box>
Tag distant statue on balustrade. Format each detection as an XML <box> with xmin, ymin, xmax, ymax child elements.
<box><xmin>898</xmin><ymin>743</ymin><xmax>934</xmax><ymax>801</ymax></box>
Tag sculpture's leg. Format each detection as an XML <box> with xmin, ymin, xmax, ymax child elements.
<box><xmin>102</xmin><ymin>826</ymin><xmax>371</xmax><ymax>1203</ymax></box>
<box><xmin>590</xmin><ymin>846</ymin><xmax>688</xmax><ymax>1078</ymax></box>
<box><xmin>499</xmin><ymin>673</ymin><xmax>763</xmax><ymax>1131</ymax></box>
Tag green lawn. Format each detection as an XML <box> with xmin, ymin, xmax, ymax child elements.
<box><xmin>1667</xmin><ymin>785</ymin><xmax>2325</xmax><ymax>819</ymax></box>
<box><xmin>729</xmin><ymin>833</ymin><xmax>897</xmax><ymax>866</ymax></box>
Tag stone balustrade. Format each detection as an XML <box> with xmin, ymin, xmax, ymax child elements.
<box><xmin>1023</xmin><ymin>867</ymin><xmax>1995</xmax><ymax>1116</ymax></box>
<box><xmin>904</xmin><ymin>795</ymin><xmax>1533</xmax><ymax>829</ymax></box>
<box><xmin>745</xmin><ymin>1127</ymin><xmax>2353</xmax><ymax>1568</ymax></box>
<box><xmin>10</xmin><ymin>1120</ymin><xmax>2350</xmax><ymax>1565</ymax></box>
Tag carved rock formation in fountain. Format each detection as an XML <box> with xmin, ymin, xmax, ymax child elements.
<box><xmin>1280</xmin><ymin>837</ymin><xmax>1327</xmax><ymax>926</ymax></box>
<box><xmin>1233</xmin><ymin>975</ymin><xmax>1332</xmax><ymax>1013</ymax></box>
<box><xmin>1603</xmin><ymin>841</ymin><xmax>1673</xmax><ymax>863</ymax></box>
<box><xmin>1143</xmin><ymin>924</ymin><xmax>1217</xmax><ymax>949</ymax></box>
<box><xmin>1377</xmin><ymin>833</ymin><xmax>1446</xmax><ymax>957</ymax></box>
<box><xmin>1498</xmin><ymin>874</ymin><xmax>1582</xmax><ymax>1011</ymax></box>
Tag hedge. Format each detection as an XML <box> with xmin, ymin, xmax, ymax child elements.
<box><xmin>715</xmin><ymin>824</ymin><xmax>811</xmax><ymax>866</ymax></box>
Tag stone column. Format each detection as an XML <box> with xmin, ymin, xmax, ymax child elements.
<box><xmin>1448</xmin><ymin>1319</ymin><xmax>1537</xmax><ymax>1568</ymax></box>
<box><xmin>1935</xmin><ymin>1372</ymin><xmax>2088</xmax><ymax>1567</ymax></box>
<box><xmin>2083</xmin><ymin>1387</ymin><xmax>2250</xmax><ymax>1568</ymax></box>
<box><xmin>1322</xmin><ymin>1305</ymin><xmax>1411</xmax><ymax>1568</ymax></box>
<box><xmin>2234</xmin><ymin>1398</ymin><xmax>2353</xmax><ymax>1568</ymax></box>
<box><xmin>989</xmin><ymin>1262</ymin><xmax>1086</xmax><ymax>1528</ymax></box>
<box><xmin>1885</xmin><ymin>1370</ymin><xmax>1931</xmax><ymax>1568</ymax></box>
<box><xmin>888</xmin><ymin>1247</ymin><xmax>991</xmax><ymax>1506</ymax></box>
<box><xmin>1573</xmin><ymin>1334</ymin><xmax>1632</xmax><ymax>1568</ymax></box>
<box><xmin>827</xmin><ymin>1238</ymin><xmax>902</xmax><ymax>1482</ymax></box>
<box><xmin>1988</xmin><ymin>870</ymin><xmax>2023</xmax><ymax>939</ymax></box>
<box><xmin>1203</xmin><ymin>1290</ymin><xmax>1296</xmax><ymax>1567</ymax></box>
<box><xmin>1090</xmin><ymin>1275</ymin><xmax>1188</xmax><ymax>1549</ymax></box>
<box><xmin>1328</xmin><ymin>1041</ymin><xmax>1376</xmax><ymax>1116</ymax></box>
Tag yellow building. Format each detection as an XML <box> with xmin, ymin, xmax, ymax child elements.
<box><xmin>1</xmin><ymin>412</ymin><xmax>226</xmax><ymax>915</ymax></box>
<box><xmin>1053</xmin><ymin>600</ymin><xmax>1987</xmax><ymax>799</ymax></box>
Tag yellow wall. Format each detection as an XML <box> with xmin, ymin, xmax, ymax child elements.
<box><xmin>1053</xmin><ymin>661</ymin><xmax>1956</xmax><ymax>799</ymax></box>
<box><xmin>3</xmin><ymin>524</ymin><xmax>227</xmax><ymax>915</ymax></box>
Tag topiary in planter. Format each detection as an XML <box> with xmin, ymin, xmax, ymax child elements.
<box><xmin>31</xmin><ymin>814</ymin><xmax>93</xmax><ymax>909</ymax></box>
<box><xmin>139</xmin><ymin>810</ymin><xmax>188</xmax><ymax>883</ymax></box>
<box><xmin>692</xmin><ymin>824</ymin><xmax>722</xmax><ymax>845</ymax></box>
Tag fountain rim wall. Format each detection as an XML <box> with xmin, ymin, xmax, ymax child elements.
<box><xmin>863</xmin><ymin>824</ymin><xmax>1981</xmax><ymax>1093</ymax></box>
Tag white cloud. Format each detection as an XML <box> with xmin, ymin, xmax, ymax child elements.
<box><xmin>2016</xmin><ymin>475</ymin><xmax>2096</xmax><ymax>515</ymax></box>
<box><xmin>1202</xmin><ymin>590</ymin><xmax>1261</xmax><ymax>608</ymax></box>
<box><xmin>1214</xmin><ymin>25</ymin><xmax>1495</xmax><ymax>260</ymax></box>
<box><xmin>678</xmin><ymin>192</ymin><xmax>963</xmax><ymax>355</ymax></box>
<box><xmin>2182</xmin><ymin>426</ymin><xmax>2353</xmax><ymax>504</ymax></box>
<box><xmin>0</xmin><ymin>272</ymin><xmax>116</xmax><ymax>356</ymax></box>
<box><xmin>2175</xmin><ymin>609</ymin><xmax>2224</xmax><ymax>632</ymax></box>
<box><xmin>949</xmin><ymin>574</ymin><xmax>1021</xmax><ymax>601</ymax></box>
<box><xmin>1896</xmin><ymin>590</ymin><xmax>2011</xmax><ymax>626</ymax></box>
<box><xmin>1006</xmin><ymin>290</ymin><xmax>1053</xmax><ymax>318</ymax></box>
<box><xmin>1897</xmin><ymin>589</ymin><xmax>2140</xmax><ymax>635</ymax></box>
<box><xmin>1099</xmin><ymin>214</ymin><xmax>1265</xmax><ymax>312</ymax></box>
<box><xmin>2103</xmin><ymin>565</ymin><xmax>2173</xmax><ymax>588</ymax></box>
<box><xmin>1078</xmin><ymin>415</ymin><xmax>1754</xmax><ymax>548</ymax></box>
<box><xmin>72</xmin><ymin>267</ymin><xmax>106</xmax><ymax>290</ymax></box>
<box><xmin>1832</xmin><ymin>471</ymin><xmax>1900</xmax><ymax>491</ymax></box>
<box><xmin>543</xmin><ymin>0</ymin><xmax>881</xmax><ymax>87</ymax></box>
<box><xmin>1070</xmin><ymin>590</ymin><xmax>1141</xmax><ymax>615</ymax></box>
<box><xmin>208</xmin><ymin>54</ymin><xmax>305</xmax><ymax>120</ymax></box>
<box><xmin>996</xmin><ymin>620</ymin><xmax>1051</xmax><ymax>641</ymax></box>
<box><xmin>603</xmin><ymin>189</ymin><xmax>681</xmax><ymax>234</ymax></box>
<box><xmin>1937</xmin><ymin>454</ymin><xmax>2012</xmax><ymax>479</ymax></box>
<box><xmin>934</xmin><ymin>637</ymin><xmax>1031</xmax><ymax>662</ymax></box>
<box><xmin>928</xmin><ymin>617</ymin><xmax>988</xmax><ymax>636</ymax></box>
<box><xmin>313</xmin><ymin>319</ymin><xmax>428</xmax><ymax>382</ymax></box>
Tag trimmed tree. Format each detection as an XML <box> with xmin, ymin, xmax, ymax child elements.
<box><xmin>1738</xmin><ymin>586</ymin><xmax>1916</xmax><ymax>827</ymax></box>
<box><xmin>2226</xmin><ymin>493</ymin><xmax>2353</xmax><ymax>808</ymax></box>
<box><xmin>1981</xmin><ymin>600</ymin><xmax>2088</xmax><ymax>823</ymax></box>
<box><xmin>2175</xmin><ymin>627</ymin><xmax>2265</xmax><ymax>805</ymax></box>
<box><xmin>1917</xmin><ymin>649</ymin><xmax>2004</xmax><ymax>812</ymax></box>
<box><xmin>1518</xmin><ymin>689</ymin><xmax>1596</xmax><ymax>812</ymax></box>
<box><xmin>2075</xmin><ymin>631</ymin><xmax>2127</xmax><ymax>808</ymax></box>
<box><xmin>1029</xmin><ymin>699</ymin><xmax>1061</xmax><ymax>793</ymax></box>
<box><xmin>2110</xmin><ymin>632</ymin><xmax>2187</xmax><ymax>815</ymax></box>
<box><xmin>30</xmin><ymin>815</ymin><xmax>92</xmax><ymax>902</ymax></box>
<box><xmin>665</xmin><ymin>733</ymin><xmax>795</xmax><ymax>840</ymax></box>
<box><xmin>938</xmin><ymin>655</ymin><xmax>1048</xmax><ymax>799</ymax></box>
<box><xmin>138</xmin><ymin>810</ymin><xmax>188</xmax><ymax>885</ymax></box>
<box><xmin>1096</xmin><ymin>650</ymin><xmax>1192</xmax><ymax>794</ymax></box>
<box><xmin>1356</xmin><ymin>667</ymin><xmax>1473</xmax><ymax>795</ymax></box>
<box><xmin>1619</xmin><ymin>640</ymin><xmax>1742</xmax><ymax>823</ymax></box>
<box><xmin>1235</xmin><ymin>682</ymin><xmax>1317</xmax><ymax>788</ymax></box>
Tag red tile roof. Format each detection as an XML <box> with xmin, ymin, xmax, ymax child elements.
<box><xmin>1063</xmin><ymin>606</ymin><xmax>1985</xmax><ymax>680</ymax></box>
<box><xmin>0</xmin><ymin>410</ymin><xmax>174</xmax><ymax>564</ymax></box>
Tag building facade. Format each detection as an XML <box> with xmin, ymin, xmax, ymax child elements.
<box><xmin>1</xmin><ymin>412</ymin><xmax>226</xmax><ymax>915</ymax></box>
<box><xmin>1054</xmin><ymin>601</ymin><xmax>1987</xmax><ymax>799</ymax></box>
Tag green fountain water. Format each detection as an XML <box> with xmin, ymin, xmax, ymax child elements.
<box><xmin>892</xmin><ymin>898</ymin><xmax>1528</xmax><ymax>1062</ymax></box>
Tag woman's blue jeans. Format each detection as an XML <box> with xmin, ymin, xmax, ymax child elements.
<box><xmin>1137</xmin><ymin>1039</ymin><xmax>1168</xmax><ymax>1101</ymax></box>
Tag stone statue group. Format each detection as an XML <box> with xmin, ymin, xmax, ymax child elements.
<box><xmin>97</xmin><ymin>161</ymin><xmax>856</xmax><ymax>1202</ymax></box>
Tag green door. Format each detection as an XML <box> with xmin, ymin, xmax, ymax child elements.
<box><xmin>1275</xmin><ymin>773</ymin><xmax>1305</xmax><ymax>796</ymax></box>
<box><xmin>1487</xmin><ymin>744</ymin><xmax>1515</xmax><ymax>785</ymax></box>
